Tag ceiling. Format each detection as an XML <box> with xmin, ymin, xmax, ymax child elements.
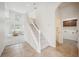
<box><xmin>5</xmin><ymin>2</ymin><xmax>39</xmax><ymax>14</ymax></box>
<box><xmin>58</xmin><ymin>2</ymin><xmax>79</xmax><ymax>9</ymax></box>
<box><xmin>5</xmin><ymin>2</ymin><xmax>57</xmax><ymax>14</ymax></box>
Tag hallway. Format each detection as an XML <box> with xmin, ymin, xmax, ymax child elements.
<box><xmin>0</xmin><ymin>2</ymin><xmax>79</xmax><ymax>57</ymax></box>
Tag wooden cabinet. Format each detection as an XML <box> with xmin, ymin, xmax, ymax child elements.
<box><xmin>63</xmin><ymin>19</ymin><xmax>77</xmax><ymax>27</ymax></box>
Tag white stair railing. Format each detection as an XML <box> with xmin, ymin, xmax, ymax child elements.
<box><xmin>27</xmin><ymin>21</ymin><xmax>41</xmax><ymax>53</ymax></box>
<box><xmin>30</xmin><ymin>22</ymin><xmax>41</xmax><ymax>52</ymax></box>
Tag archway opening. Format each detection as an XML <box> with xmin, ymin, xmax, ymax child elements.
<box><xmin>56</xmin><ymin>2</ymin><xmax>79</xmax><ymax>56</ymax></box>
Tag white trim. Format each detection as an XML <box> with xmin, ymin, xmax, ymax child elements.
<box><xmin>63</xmin><ymin>18</ymin><xmax>78</xmax><ymax>21</ymax></box>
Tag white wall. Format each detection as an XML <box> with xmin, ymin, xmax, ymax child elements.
<box><xmin>0</xmin><ymin>18</ymin><xmax>6</xmax><ymax>56</ymax></box>
<box><xmin>63</xmin><ymin>27</ymin><xmax>77</xmax><ymax>41</ymax></box>
<box><xmin>76</xmin><ymin>9</ymin><xmax>79</xmax><ymax>49</ymax></box>
<box><xmin>0</xmin><ymin>32</ymin><xmax>5</xmax><ymax>56</ymax></box>
<box><xmin>0</xmin><ymin>2</ymin><xmax>6</xmax><ymax>56</ymax></box>
<box><xmin>0</xmin><ymin>2</ymin><xmax>5</xmax><ymax>18</ymax></box>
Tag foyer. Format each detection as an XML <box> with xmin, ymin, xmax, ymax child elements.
<box><xmin>0</xmin><ymin>2</ymin><xmax>78</xmax><ymax>57</ymax></box>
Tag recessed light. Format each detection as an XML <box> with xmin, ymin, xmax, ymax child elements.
<box><xmin>33</xmin><ymin>3</ymin><xmax>36</xmax><ymax>5</ymax></box>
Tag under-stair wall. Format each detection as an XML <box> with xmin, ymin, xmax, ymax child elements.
<box><xmin>23</xmin><ymin>14</ymin><xmax>41</xmax><ymax>53</ymax></box>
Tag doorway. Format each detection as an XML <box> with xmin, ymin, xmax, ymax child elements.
<box><xmin>56</xmin><ymin>2</ymin><xmax>78</xmax><ymax>56</ymax></box>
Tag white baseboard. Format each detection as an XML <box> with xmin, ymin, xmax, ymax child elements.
<box><xmin>49</xmin><ymin>41</ymin><xmax>56</xmax><ymax>48</ymax></box>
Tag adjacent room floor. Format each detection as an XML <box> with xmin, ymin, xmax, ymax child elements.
<box><xmin>1</xmin><ymin>39</ymin><xmax>78</xmax><ymax>57</ymax></box>
<box><xmin>56</xmin><ymin>39</ymin><xmax>78</xmax><ymax>57</ymax></box>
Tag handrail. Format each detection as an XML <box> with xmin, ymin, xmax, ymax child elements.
<box><xmin>31</xmin><ymin>22</ymin><xmax>40</xmax><ymax>33</ymax></box>
<box><xmin>28</xmin><ymin>22</ymin><xmax>41</xmax><ymax>53</ymax></box>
